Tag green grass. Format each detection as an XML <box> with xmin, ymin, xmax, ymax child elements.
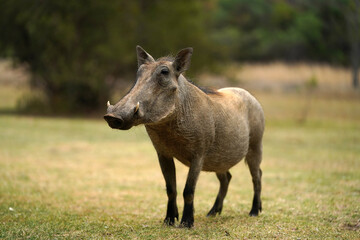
<box><xmin>0</xmin><ymin>89</ymin><xmax>359</xmax><ymax>239</ymax></box>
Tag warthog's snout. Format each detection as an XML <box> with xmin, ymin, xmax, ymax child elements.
<box><xmin>104</xmin><ymin>101</ymin><xmax>141</xmax><ymax>130</ymax></box>
<box><xmin>104</xmin><ymin>114</ymin><xmax>125</xmax><ymax>130</ymax></box>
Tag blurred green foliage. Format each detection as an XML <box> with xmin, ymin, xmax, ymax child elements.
<box><xmin>212</xmin><ymin>0</ymin><xmax>353</xmax><ymax>64</ymax></box>
<box><xmin>0</xmin><ymin>0</ymin><xmax>357</xmax><ymax>113</ymax></box>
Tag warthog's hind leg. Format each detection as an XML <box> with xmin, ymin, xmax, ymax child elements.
<box><xmin>207</xmin><ymin>171</ymin><xmax>232</xmax><ymax>217</ymax></box>
<box><xmin>246</xmin><ymin>143</ymin><xmax>263</xmax><ymax>216</ymax></box>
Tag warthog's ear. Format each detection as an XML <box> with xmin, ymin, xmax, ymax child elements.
<box><xmin>173</xmin><ymin>47</ymin><xmax>193</xmax><ymax>75</ymax></box>
<box><xmin>136</xmin><ymin>45</ymin><xmax>155</xmax><ymax>67</ymax></box>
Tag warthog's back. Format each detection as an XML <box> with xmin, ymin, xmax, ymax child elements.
<box><xmin>202</xmin><ymin>87</ymin><xmax>264</xmax><ymax>172</ymax></box>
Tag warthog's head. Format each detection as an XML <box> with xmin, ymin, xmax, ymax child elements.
<box><xmin>104</xmin><ymin>46</ymin><xmax>193</xmax><ymax>130</ymax></box>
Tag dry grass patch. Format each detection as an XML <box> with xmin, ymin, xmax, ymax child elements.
<box><xmin>199</xmin><ymin>62</ymin><xmax>360</xmax><ymax>96</ymax></box>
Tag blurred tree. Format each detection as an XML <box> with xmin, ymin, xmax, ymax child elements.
<box><xmin>133</xmin><ymin>0</ymin><xmax>216</xmax><ymax>74</ymax></box>
<box><xmin>0</xmin><ymin>0</ymin><xmax>215</xmax><ymax>113</ymax></box>
<box><xmin>211</xmin><ymin>0</ymin><xmax>354</xmax><ymax>66</ymax></box>
<box><xmin>0</xmin><ymin>0</ymin><xmax>139</xmax><ymax>113</ymax></box>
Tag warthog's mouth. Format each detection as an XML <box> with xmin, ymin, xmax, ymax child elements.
<box><xmin>104</xmin><ymin>114</ymin><xmax>132</xmax><ymax>130</ymax></box>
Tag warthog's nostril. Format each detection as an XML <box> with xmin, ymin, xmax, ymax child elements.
<box><xmin>104</xmin><ymin>114</ymin><xmax>124</xmax><ymax>129</ymax></box>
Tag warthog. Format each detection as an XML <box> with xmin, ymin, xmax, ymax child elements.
<box><xmin>104</xmin><ymin>46</ymin><xmax>264</xmax><ymax>228</ymax></box>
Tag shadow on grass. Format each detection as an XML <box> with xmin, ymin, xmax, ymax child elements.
<box><xmin>0</xmin><ymin>107</ymin><xmax>105</xmax><ymax>120</ymax></box>
<box><xmin>0</xmin><ymin>108</ymin><xmax>19</xmax><ymax>115</ymax></box>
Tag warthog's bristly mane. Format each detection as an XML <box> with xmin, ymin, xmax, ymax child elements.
<box><xmin>186</xmin><ymin>79</ymin><xmax>221</xmax><ymax>96</ymax></box>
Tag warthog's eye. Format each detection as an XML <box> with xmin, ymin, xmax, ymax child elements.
<box><xmin>160</xmin><ymin>68</ymin><xmax>169</xmax><ymax>75</ymax></box>
<box><xmin>158</xmin><ymin>66</ymin><xmax>171</xmax><ymax>87</ymax></box>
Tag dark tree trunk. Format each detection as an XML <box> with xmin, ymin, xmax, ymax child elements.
<box><xmin>352</xmin><ymin>41</ymin><xmax>359</xmax><ymax>89</ymax></box>
<box><xmin>348</xmin><ymin>0</ymin><xmax>360</xmax><ymax>88</ymax></box>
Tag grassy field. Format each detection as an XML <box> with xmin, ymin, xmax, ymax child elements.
<box><xmin>1</xmin><ymin>77</ymin><xmax>360</xmax><ymax>238</ymax></box>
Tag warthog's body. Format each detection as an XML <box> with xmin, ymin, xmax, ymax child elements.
<box><xmin>146</xmin><ymin>82</ymin><xmax>263</xmax><ymax>173</ymax></box>
<box><xmin>104</xmin><ymin>46</ymin><xmax>264</xmax><ymax>228</ymax></box>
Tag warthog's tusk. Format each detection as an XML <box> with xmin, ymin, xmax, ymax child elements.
<box><xmin>107</xmin><ymin>101</ymin><xmax>110</xmax><ymax>107</ymax></box>
<box><xmin>134</xmin><ymin>102</ymin><xmax>140</xmax><ymax>113</ymax></box>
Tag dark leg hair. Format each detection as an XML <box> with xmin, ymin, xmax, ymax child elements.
<box><xmin>246</xmin><ymin>144</ymin><xmax>263</xmax><ymax>216</ymax></box>
<box><xmin>180</xmin><ymin>157</ymin><xmax>203</xmax><ymax>228</ymax></box>
<box><xmin>158</xmin><ymin>154</ymin><xmax>178</xmax><ymax>225</ymax></box>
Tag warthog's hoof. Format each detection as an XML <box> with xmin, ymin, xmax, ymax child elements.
<box><xmin>179</xmin><ymin>219</ymin><xmax>194</xmax><ymax>228</ymax></box>
<box><xmin>249</xmin><ymin>206</ymin><xmax>262</xmax><ymax>216</ymax></box>
<box><xmin>164</xmin><ymin>216</ymin><xmax>178</xmax><ymax>226</ymax></box>
<box><xmin>180</xmin><ymin>214</ymin><xmax>194</xmax><ymax>228</ymax></box>
<box><xmin>249</xmin><ymin>211</ymin><xmax>259</xmax><ymax>217</ymax></box>
<box><xmin>206</xmin><ymin>206</ymin><xmax>222</xmax><ymax>217</ymax></box>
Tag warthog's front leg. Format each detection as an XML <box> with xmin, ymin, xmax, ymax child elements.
<box><xmin>181</xmin><ymin>157</ymin><xmax>203</xmax><ymax>228</ymax></box>
<box><xmin>158</xmin><ymin>154</ymin><xmax>178</xmax><ymax>226</ymax></box>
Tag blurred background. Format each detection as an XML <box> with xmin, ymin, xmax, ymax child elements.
<box><xmin>0</xmin><ymin>0</ymin><xmax>359</xmax><ymax>116</ymax></box>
